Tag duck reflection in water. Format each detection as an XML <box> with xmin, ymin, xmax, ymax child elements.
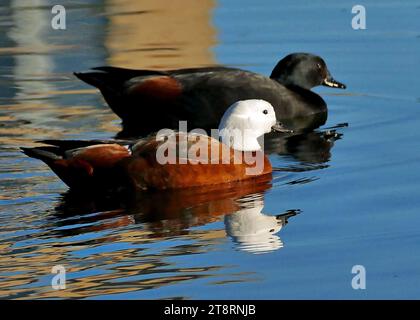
<box><xmin>225</xmin><ymin>194</ymin><xmax>299</xmax><ymax>254</ymax></box>
<box><xmin>264</xmin><ymin>127</ymin><xmax>344</xmax><ymax>165</ymax></box>
<box><xmin>53</xmin><ymin>175</ymin><xmax>299</xmax><ymax>254</ymax></box>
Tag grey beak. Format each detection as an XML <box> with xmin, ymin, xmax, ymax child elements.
<box><xmin>271</xmin><ymin>121</ymin><xmax>293</xmax><ymax>133</ymax></box>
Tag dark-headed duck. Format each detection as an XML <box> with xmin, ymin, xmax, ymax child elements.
<box><xmin>22</xmin><ymin>100</ymin><xmax>289</xmax><ymax>192</ymax></box>
<box><xmin>75</xmin><ymin>53</ymin><xmax>346</xmax><ymax>136</ymax></box>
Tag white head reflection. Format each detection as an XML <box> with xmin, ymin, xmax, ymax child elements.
<box><xmin>224</xmin><ymin>194</ymin><xmax>299</xmax><ymax>254</ymax></box>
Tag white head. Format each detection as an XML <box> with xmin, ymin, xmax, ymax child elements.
<box><xmin>218</xmin><ymin>99</ymin><xmax>287</xmax><ymax>151</ymax></box>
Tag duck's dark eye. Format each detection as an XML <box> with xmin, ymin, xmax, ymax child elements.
<box><xmin>263</xmin><ymin>109</ymin><xmax>268</xmax><ymax>115</ymax></box>
<box><xmin>316</xmin><ymin>63</ymin><xmax>322</xmax><ymax>69</ymax></box>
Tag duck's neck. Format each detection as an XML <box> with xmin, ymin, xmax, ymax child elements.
<box><xmin>219</xmin><ymin>128</ymin><xmax>262</xmax><ymax>152</ymax></box>
<box><xmin>273</xmin><ymin>77</ymin><xmax>308</xmax><ymax>91</ymax></box>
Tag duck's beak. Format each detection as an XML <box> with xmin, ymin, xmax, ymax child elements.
<box><xmin>322</xmin><ymin>73</ymin><xmax>346</xmax><ymax>89</ymax></box>
<box><xmin>271</xmin><ymin>121</ymin><xmax>293</xmax><ymax>133</ymax></box>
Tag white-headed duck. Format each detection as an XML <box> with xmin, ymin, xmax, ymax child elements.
<box><xmin>22</xmin><ymin>100</ymin><xmax>290</xmax><ymax>192</ymax></box>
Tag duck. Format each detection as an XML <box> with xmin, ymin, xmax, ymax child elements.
<box><xmin>75</xmin><ymin>52</ymin><xmax>346</xmax><ymax>136</ymax></box>
<box><xmin>21</xmin><ymin>100</ymin><xmax>289</xmax><ymax>192</ymax></box>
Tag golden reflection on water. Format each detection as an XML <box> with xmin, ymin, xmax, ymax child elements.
<box><xmin>0</xmin><ymin>227</ymin><xmax>225</xmax><ymax>299</ymax></box>
<box><xmin>0</xmin><ymin>0</ymin><xmax>214</xmax><ymax>299</ymax></box>
<box><xmin>0</xmin><ymin>175</ymin><xmax>298</xmax><ymax>299</ymax></box>
<box><xmin>105</xmin><ymin>0</ymin><xmax>216</xmax><ymax>68</ymax></box>
<box><xmin>0</xmin><ymin>0</ymin><xmax>217</xmax><ymax>150</ymax></box>
<box><xmin>0</xmin><ymin>0</ymin><xmax>296</xmax><ymax>299</ymax></box>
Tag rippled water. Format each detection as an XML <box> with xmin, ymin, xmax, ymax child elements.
<box><xmin>1</xmin><ymin>0</ymin><xmax>420</xmax><ymax>299</ymax></box>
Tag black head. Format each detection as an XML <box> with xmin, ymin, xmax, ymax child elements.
<box><xmin>270</xmin><ymin>53</ymin><xmax>346</xmax><ymax>90</ymax></box>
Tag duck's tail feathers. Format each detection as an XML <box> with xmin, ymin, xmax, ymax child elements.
<box><xmin>21</xmin><ymin>145</ymin><xmax>92</xmax><ymax>189</ymax></box>
<box><xmin>74</xmin><ymin>66</ymin><xmax>167</xmax><ymax>93</ymax></box>
<box><xmin>21</xmin><ymin>146</ymin><xmax>62</xmax><ymax>164</ymax></box>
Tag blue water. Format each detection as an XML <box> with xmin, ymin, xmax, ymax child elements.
<box><xmin>0</xmin><ymin>0</ymin><xmax>419</xmax><ymax>299</ymax></box>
